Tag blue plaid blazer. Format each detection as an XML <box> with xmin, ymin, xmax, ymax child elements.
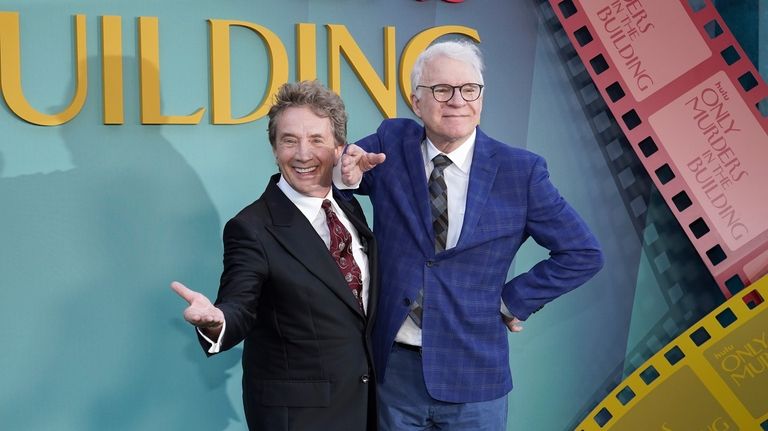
<box><xmin>355</xmin><ymin>118</ymin><xmax>603</xmax><ymax>403</ymax></box>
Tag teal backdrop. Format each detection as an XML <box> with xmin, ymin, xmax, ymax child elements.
<box><xmin>0</xmin><ymin>1</ymin><xmax>765</xmax><ymax>430</ymax></box>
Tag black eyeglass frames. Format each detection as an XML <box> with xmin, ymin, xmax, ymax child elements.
<box><xmin>415</xmin><ymin>83</ymin><xmax>484</xmax><ymax>102</ymax></box>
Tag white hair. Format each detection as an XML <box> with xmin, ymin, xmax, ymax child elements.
<box><xmin>410</xmin><ymin>40</ymin><xmax>485</xmax><ymax>91</ymax></box>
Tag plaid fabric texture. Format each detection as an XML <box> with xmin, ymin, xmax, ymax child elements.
<box><xmin>354</xmin><ymin>119</ymin><xmax>603</xmax><ymax>403</ymax></box>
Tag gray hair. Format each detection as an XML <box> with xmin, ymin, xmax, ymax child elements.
<box><xmin>267</xmin><ymin>80</ymin><xmax>347</xmax><ymax>148</ymax></box>
<box><xmin>410</xmin><ymin>40</ymin><xmax>485</xmax><ymax>91</ymax></box>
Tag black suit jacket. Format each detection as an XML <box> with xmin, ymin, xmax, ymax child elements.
<box><xmin>200</xmin><ymin>174</ymin><xmax>378</xmax><ymax>431</ymax></box>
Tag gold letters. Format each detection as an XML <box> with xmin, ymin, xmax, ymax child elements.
<box><xmin>0</xmin><ymin>12</ymin><xmax>87</xmax><ymax>126</ymax></box>
<box><xmin>138</xmin><ymin>16</ymin><xmax>205</xmax><ymax>124</ymax></box>
<box><xmin>101</xmin><ymin>16</ymin><xmax>124</xmax><ymax>124</ymax></box>
<box><xmin>209</xmin><ymin>19</ymin><xmax>289</xmax><ymax>124</ymax></box>
<box><xmin>0</xmin><ymin>11</ymin><xmax>480</xmax><ymax>125</ymax></box>
<box><xmin>327</xmin><ymin>24</ymin><xmax>396</xmax><ymax>118</ymax></box>
<box><xmin>296</xmin><ymin>23</ymin><xmax>317</xmax><ymax>82</ymax></box>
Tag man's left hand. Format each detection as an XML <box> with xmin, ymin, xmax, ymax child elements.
<box><xmin>503</xmin><ymin>315</ymin><xmax>524</xmax><ymax>333</ymax></box>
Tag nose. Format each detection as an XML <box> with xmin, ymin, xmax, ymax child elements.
<box><xmin>446</xmin><ymin>88</ymin><xmax>466</xmax><ymax>106</ymax></box>
<box><xmin>295</xmin><ymin>140</ymin><xmax>312</xmax><ymax>160</ymax></box>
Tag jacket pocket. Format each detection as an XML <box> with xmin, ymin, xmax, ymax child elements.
<box><xmin>259</xmin><ymin>379</ymin><xmax>331</xmax><ymax>407</ymax></box>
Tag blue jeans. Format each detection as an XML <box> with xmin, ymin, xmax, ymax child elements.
<box><xmin>377</xmin><ymin>343</ymin><xmax>509</xmax><ymax>431</ymax></box>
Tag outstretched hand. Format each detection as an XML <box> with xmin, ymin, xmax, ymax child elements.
<box><xmin>340</xmin><ymin>144</ymin><xmax>386</xmax><ymax>186</ymax></box>
<box><xmin>171</xmin><ymin>281</ymin><xmax>224</xmax><ymax>332</ymax></box>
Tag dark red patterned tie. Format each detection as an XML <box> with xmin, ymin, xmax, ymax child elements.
<box><xmin>322</xmin><ymin>200</ymin><xmax>364</xmax><ymax>312</ymax></box>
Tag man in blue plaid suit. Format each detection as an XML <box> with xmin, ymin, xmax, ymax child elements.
<box><xmin>340</xmin><ymin>40</ymin><xmax>604</xmax><ymax>430</ymax></box>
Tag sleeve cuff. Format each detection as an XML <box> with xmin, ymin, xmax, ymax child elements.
<box><xmin>500</xmin><ymin>301</ymin><xmax>514</xmax><ymax>318</ymax></box>
<box><xmin>197</xmin><ymin>320</ymin><xmax>226</xmax><ymax>354</ymax></box>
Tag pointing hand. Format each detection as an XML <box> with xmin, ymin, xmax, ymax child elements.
<box><xmin>340</xmin><ymin>144</ymin><xmax>386</xmax><ymax>186</ymax></box>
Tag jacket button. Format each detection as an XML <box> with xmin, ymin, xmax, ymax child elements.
<box><xmin>360</xmin><ymin>374</ymin><xmax>370</xmax><ymax>384</ymax></box>
<box><xmin>403</xmin><ymin>298</ymin><xmax>411</xmax><ymax>306</ymax></box>
<box><xmin>426</xmin><ymin>260</ymin><xmax>434</xmax><ymax>267</ymax></box>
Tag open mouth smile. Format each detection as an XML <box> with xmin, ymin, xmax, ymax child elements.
<box><xmin>294</xmin><ymin>166</ymin><xmax>317</xmax><ymax>174</ymax></box>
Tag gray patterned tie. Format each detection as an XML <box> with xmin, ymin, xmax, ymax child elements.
<box><xmin>408</xmin><ymin>154</ymin><xmax>452</xmax><ymax>328</ymax></box>
<box><xmin>429</xmin><ymin>154</ymin><xmax>452</xmax><ymax>253</ymax></box>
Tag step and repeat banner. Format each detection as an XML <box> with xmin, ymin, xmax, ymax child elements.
<box><xmin>0</xmin><ymin>0</ymin><xmax>764</xmax><ymax>429</ymax></box>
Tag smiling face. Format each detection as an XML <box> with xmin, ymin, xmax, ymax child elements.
<box><xmin>412</xmin><ymin>55</ymin><xmax>484</xmax><ymax>153</ymax></box>
<box><xmin>273</xmin><ymin>105</ymin><xmax>343</xmax><ymax>198</ymax></box>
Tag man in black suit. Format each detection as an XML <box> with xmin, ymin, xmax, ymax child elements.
<box><xmin>172</xmin><ymin>80</ymin><xmax>377</xmax><ymax>431</ymax></box>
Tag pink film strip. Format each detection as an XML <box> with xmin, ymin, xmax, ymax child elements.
<box><xmin>550</xmin><ymin>0</ymin><xmax>768</xmax><ymax>298</ymax></box>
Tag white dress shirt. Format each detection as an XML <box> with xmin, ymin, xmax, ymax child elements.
<box><xmin>393</xmin><ymin>131</ymin><xmax>476</xmax><ymax>346</ymax></box>
<box><xmin>200</xmin><ymin>176</ymin><xmax>370</xmax><ymax>353</ymax></box>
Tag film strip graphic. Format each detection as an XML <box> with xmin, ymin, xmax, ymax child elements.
<box><xmin>549</xmin><ymin>0</ymin><xmax>768</xmax><ymax>299</ymax></box>
<box><xmin>535</xmin><ymin>0</ymin><xmax>653</xmax><ymax>240</ymax></box>
<box><xmin>575</xmin><ymin>275</ymin><xmax>768</xmax><ymax>430</ymax></box>
<box><xmin>532</xmin><ymin>3</ymin><xmax>727</xmax><ymax>424</ymax></box>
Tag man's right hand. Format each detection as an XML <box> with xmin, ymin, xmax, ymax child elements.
<box><xmin>340</xmin><ymin>144</ymin><xmax>386</xmax><ymax>186</ymax></box>
<box><xmin>171</xmin><ymin>281</ymin><xmax>225</xmax><ymax>337</ymax></box>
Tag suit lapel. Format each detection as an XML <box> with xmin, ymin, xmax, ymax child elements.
<box><xmin>455</xmin><ymin>128</ymin><xmax>499</xmax><ymax>251</ymax></box>
<box><xmin>402</xmin><ymin>132</ymin><xmax>435</xmax><ymax>256</ymax></box>
<box><xmin>262</xmin><ymin>178</ymin><xmax>365</xmax><ymax>319</ymax></box>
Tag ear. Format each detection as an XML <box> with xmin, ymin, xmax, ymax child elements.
<box><xmin>333</xmin><ymin>143</ymin><xmax>344</xmax><ymax>165</ymax></box>
<box><xmin>411</xmin><ymin>93</ymin><xmax>423</xmax><ymax>118</ymax></box>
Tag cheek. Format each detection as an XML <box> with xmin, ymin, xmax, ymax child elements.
<box><xmin>273</xmin><ymin>149</ymin><xmax>286</xmax><ymax>163</ymax></box>
<box><xmin>416</xmin><ymin>106</ymin><xmax>436</xmax><ymax>124</ymax></box>
<box><xmin>313</xmin><ymin>146</ymin><xmax>339</xmax><ymax>166</ymax></box>
<box><xmin>274</xmin><ymin>147</ymin><xmax>296</xmax><ymax>166</ymax></box>
<box><xmin>472</xmin><ymin>100</ymin><xmax>483</xmax><ymax>117</ymax></box>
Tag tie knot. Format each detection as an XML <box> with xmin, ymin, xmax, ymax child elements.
<box><xmin>321</xmin><ymin>199</ymin><xmax>333</xmax><ymax>214</ymax></box>
<box><xmin>432</xmin><ymin>154</ymin><xmax>452</xmax><ymax>171</ymax></box>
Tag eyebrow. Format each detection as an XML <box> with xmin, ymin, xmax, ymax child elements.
<box><xmin>278</xmin><ymin>132</ymin><xmax>327</xmax><ymax>139</ymax></box>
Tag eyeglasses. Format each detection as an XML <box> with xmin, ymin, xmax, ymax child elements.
<box><xmin>416</xmin><ymin>83</ymin><xmax>484</xmax><ymax>102</ymax></box>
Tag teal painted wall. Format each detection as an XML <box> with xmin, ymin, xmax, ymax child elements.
<box><xmin>1</xmin><ymin>1</ymin><xmax>763</xmax><ymax>430</ymax></box>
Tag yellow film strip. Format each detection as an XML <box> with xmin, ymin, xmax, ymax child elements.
<box><xmin>576</xmin><ymin>276</ymin><xmax>768</xmax><ymax>430</ymax></box>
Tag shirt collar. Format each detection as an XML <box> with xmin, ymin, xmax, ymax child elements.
<box><xmin>424</xmin><ymin>128</ymin><xmax>476</xmax><ymax>174</ymax></box>
<box><xmin>276</xmin><ymin>176</ymin><xmax>336</xmax><ymax>221</ymax></box>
